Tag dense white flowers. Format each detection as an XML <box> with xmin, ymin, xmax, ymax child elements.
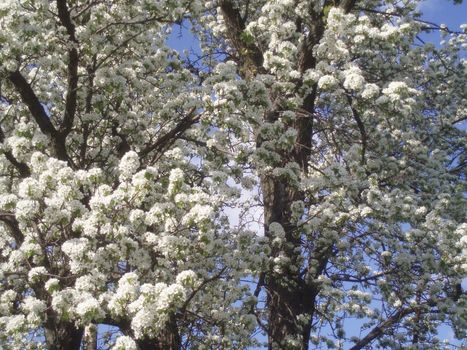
<box><xmin>76</xmin><ymin>296</ymin><xmax>105</xmax><ymax>323</ymax></box>
<box><xmin>119</xmin><ymin>151</ymin><xmax>140</xmax><ymax>178</ymax></box>
<box><xmin>22</xmin><ymin>297</ymin><xmax>46</xmax><ymax>325</ymax></box>
<box><xmin>317</xmin><ymin>75</ymin><xmax>338</xmax><ymax>90</ymax></box>
<box><xmin>27</xmin><ymin>266</ymin><xmax>48</xmax><ymax>282</ymax></box>
<box><xmin>15</xmin><ymin>199</ymin><xmax>40</xmax><ymax>221</ymax></box>
<box><xmin>361</xmin><ymin>83</ymin><xmax>380</xmax><ymax>99</ymax></box>
<box><xmin>5</xmin><ymin>315</ymin><xmax>26</xmax><ymax>333</ymax></box>
<box><xmin>108</xmin><ymin>273</ymin><xmax>140</xmax><ymax>317</ymax></box>
<box><xmin>0</xmin><ymin>0</ymin><xmax>465</xmax><ymax>349</ymax></box>
<box><xmin>113</xmin><ymin>336</ymin><xmax>137</xmax><ymax>350</ymax></box>
<box><xmin>343</xmin><ymin>68</ymin><xmax>365</xmax><ymax>91</ymax></box>
<box><xmin>18</xmin><ymin>178</ymin><xmax>42</xmax><ymax>199</ymax></box>
<box><xmin>168</xmin><ymin>168</ymin><xmax>184</xmax><ymax>195</ymax></box>
<box><xmin>176</xmin><ymin>270</ymin><xmax>199</xmax><ymax>287</ymax></box>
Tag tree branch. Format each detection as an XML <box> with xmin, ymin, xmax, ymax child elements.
<box><xmin>139</xmin><ymin>107</ymin><xmax>201</xmax><ymax>160</ymax></box>
<box><xmin>349</xmin><ymin>307</ymin><xmax>414</xmax><ymax>350</ymax></box>
<box><xmin>347</xmin><ymin>296</ymin><xmax>461</xmax><ymax>350</ymax></box>
<box><xmin>180</xmin><ymin>267</ymin><xmax>227</xmax><ymax>313</ymax></box>
<box><xmin>8</xmin><ymin>70</ymin><xmax>57</xmax><ymax>137</ymax></box>
<box><xmin>0</xmin><ymin>211</ymin><xmax>24</xmax><ymax>245</ymax></box>
<box><xmin>111</xmin><ymin>122</ymin><xmax>131</xmax><ymax>158</ymax></box>
<box><xmin>346</xmin><ymin>95</ymin><xmax>367</xmax><ymax>164</ymax></box>
<box><xmin>56</xmin><ymin>0</ymin><xmax>77</xmax><ymax>41</ymax></box>
<box><xmin>0</xmin><ymin>127</ymin><xmax>31</xmax><ymax>177</ymax></box>
<box><xmin>248</xmin><ymin>272</ymin><xmax>265</xmax><ymax>314</ymax></box>
<box><xmin>358</xmin><ymin>7</ymin><xmax>464</xmax><ymax>34</ymax></box>
<box><xmin>299</xmin><ymin>0</ymin><xmax>356</xmax><ymax>74</ymax></box>
<box><xmin>340</xmin><ymin>0</ymin><xmax>358</xmax><ymax>13</ymax></box>
<box><xmin>56</xmin><ymin>0</ymin><xmax>79</xmax><ymax>135</ymax></box>
<box><xmin>219</xmin><ymin>0</ymin><xmax>264</xmax><ymax>78</ymax></box>
<box><xmin>8</xmin><ymin>70</ymin><xmax>72</xmax><ymax>165</ymax></box>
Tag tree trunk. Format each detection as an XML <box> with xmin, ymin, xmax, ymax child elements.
<box><xmin>217</xmin><ymin>1</ymin><xmax>359</xmax><ymax>348</ymax></box>
<box><xmin>44</xmin><ymin>321</ymin><xmax>83</xmax><ymax>350</ymax></box>
<box><xmin>136</xmin><ymin>314</ymin><xmax>181</xmax><ymax>350</ymax></box>
<box><xmin>261</xmin><ymin>177</ymin><xmax>317</xmax><ymax>350</ymax></box>
<box><xmin>137</xmin><ymin>333</ymin><xmax>181</xmax><ymax>350</ymax></box>
<box><xmin>83</xmin><ymin>324</ymin><xmax>97</xmax><ymax>350</ymax></box>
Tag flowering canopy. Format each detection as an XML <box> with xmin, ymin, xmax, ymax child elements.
<box><xmin>0</xmin><ymin>0</ymin><xmax>465</xmax><ymax>349</ymax></box>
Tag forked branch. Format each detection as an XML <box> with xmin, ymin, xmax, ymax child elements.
<box><xmin>139</xmin><ymin>107</ymin><xmax>201</xmax><ymax>161</ymax></box>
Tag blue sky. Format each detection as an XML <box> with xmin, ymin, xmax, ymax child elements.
<box><xmin>418</xmin><ymin>0</ymin><xmax>466</xmax><ymax>28</ymax></box>
<box><xmin>418</xmin><ymin>0</ymin><xmax>467</xmax><ymax>44</ymax></box>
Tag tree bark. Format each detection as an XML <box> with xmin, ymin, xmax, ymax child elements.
<box><xmin>83</xmin><ymin>324</ymin><xmax>97</xmax><ymax>350</ymax></box>
<box><xmin>44</xmin><ymin>321</ymin><xmax>83</xmax><ymax>350</ymax></box>
<box><xmin>261</xmin><ymin>175</ymin><xmax>318</xmax><ymax>349</ymax></box>
<box><xmin>154</xmin><ymin>313</ymin><xmax>181</xmax><ymax>350</ymax></box>
<box><xmin>135</xmin><ymin>313</ymin><xmax>181</xmax><ymax>350</ymax></box>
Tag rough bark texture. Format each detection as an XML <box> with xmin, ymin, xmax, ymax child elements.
<box><xmin>44</xmin><ymin>321</ymin><xmax>83</xmax><ymax>350</ymax></box>
<box><xmin>260</xmin><ymin>174</ymin><xmax>317</xmax><ymax>349</ymax></box>
<box><xmin>154</xmin><ymin>314</ymin><xmax>181</xmax><ymax>350</ymax></box>
<box><xmin>132</xmin><ymin>314</ymin><xmax>180</xmax><ymax>350</ymax></box>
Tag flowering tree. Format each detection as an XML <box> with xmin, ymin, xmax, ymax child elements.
<box><xmin>0</xmin><ymin>0</ymin><xmax>465</xmax><ymax>349</ymax></box>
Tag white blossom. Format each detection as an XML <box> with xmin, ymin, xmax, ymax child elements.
<box><xmin>0</xmin><ymin>1</ymin><xmax>464</xmax><ymax>349</ymax></box>
<box><xmin>343</xmin><ymin>68</ymin><xmax>365</xmax><ymax>91</ymax></box>
<box><xmin>317</xmin><ymin>75</ymin><xmax>338</xmax><ymax>90</ymax></box>
<box><xmin>113</xmin><ymin>336</ymin><xmax>137</xmax><ymax>350</ymax></box>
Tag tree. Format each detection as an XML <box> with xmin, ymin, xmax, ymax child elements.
<box><xmin>0</xmin><ymin>0</ymin><xmax>465</xmax><ymax>349</ymax></box>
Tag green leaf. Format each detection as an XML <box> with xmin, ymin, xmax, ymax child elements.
<box><xmin>240</xmin><ymin>31</ymin><xmax>255</xmax><ymax>45</ymax></box>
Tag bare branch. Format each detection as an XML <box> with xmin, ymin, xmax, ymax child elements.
<box><xmin>340</xmin><ymin>0</ymin><xmax>358</xmax><ymax>13</ymax></box>
<box><xmin>0</xmin><ymin>211</ymin><xmax>24</xmax><ymax>245</ymax></box>
<box><xmin>180</xmin><ymin>267</ymin><xmax>227</xmax><ymax>312</ymax></box>
<box><xmin>139</xmin><ymin>107</ymin><xmax>201</xmax><ymax>160</ymax></box>
<box><xmin>7</xmin><ymin>70</ymin><xmax>72</xmax><ymax>165</ymax></box>
<box><xmin>56</xmin><ymin>0</ymin><xmax>79</xmax><ymax>135</ymax></box>
<box><xmin>0</xmin><ymin>127</ymin><xmax>31</xmax><ymax>177</ymax></box>
<box><xmin>8</xmin><ymin>70</ymin><xmax>57</xmax><ymax>137</ymax></box>
<box><xmin>349</xmin><ymin>308</ymin><xmax>414</xmax><ymax>350</ymax></box>
<box><xmin>346</xmin><ymin>95</ymin><xmax>367</xmax><ymax>164</ymax></box>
